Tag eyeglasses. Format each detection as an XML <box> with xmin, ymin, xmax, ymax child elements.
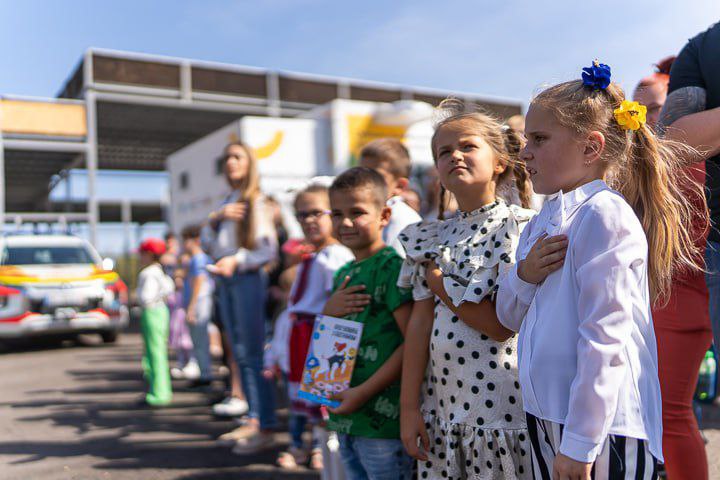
<box><xmin>295</xmin><ymin>210</ymin><xmax>331</xmax><ymax>222</ymax></box>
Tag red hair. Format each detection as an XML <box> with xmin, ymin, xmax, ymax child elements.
<box><xmin>636</xmin><ymin>56</ymin><xmax>676</xmax><ymax>93</ymax></box>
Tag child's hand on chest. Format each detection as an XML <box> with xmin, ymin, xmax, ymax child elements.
<box><xmin>517</xmin><ymin>234</ymin><xmax>568</xmax><ymax>285</ymax></box>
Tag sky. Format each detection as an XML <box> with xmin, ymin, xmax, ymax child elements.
<box><xmin>1</xmin><ymin>1</ymin><xmax>719</xmax><ymax>255</ymax></box>
<box><xmin>1</xmin><ymin>1</ymin><xmax>718</xmax><ymax>102</ymax></box>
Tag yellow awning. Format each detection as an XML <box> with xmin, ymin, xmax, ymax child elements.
<box><xmin>0</xmin><ymin>99</ymin><xmax>87</xmax><ymax>137</ymax></box>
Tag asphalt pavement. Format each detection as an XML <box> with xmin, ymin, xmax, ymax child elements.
<box><xmin>0</xmin><ymin>330</ymin><xmax>320</xmax><ymax>480</ymax></box>
<box><xmin>2</xmin><ymin>329</ymin><xmax>720</xmax><ymax>479</ymax></box>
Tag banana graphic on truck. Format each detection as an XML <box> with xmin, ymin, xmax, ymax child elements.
<box><xmin>226</xmin><ymin>130</ymin><xmax>284</xmax><ymax>160</ymax></box>
<box><xmin>252</xmin><ymin>131</ymin><xmax>284</xmax><ymax>160</ymax></box>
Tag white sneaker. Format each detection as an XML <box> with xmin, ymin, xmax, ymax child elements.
<box><xmin>217</xmin><ymin>423</ymin><xmax>258</xmax><ymax>446</ymax></box>
<box><xmin>182</xmin><ymin>360</ymin><xmax>201</xmax><ymax>380</ymax></box>
<box><xmin>231</xmin><ymin>431</ymin><xmax>274</xmax><ymax>455</ymax></box>
<box><xmin>212</xmin><ymin>397</ymin><xmax>249</xmax><ymax>417</ymax></box>
<box><xmin>170</xmin><ymin>367</ymin><xmax>185</xmax><ymax>379</ymax></box>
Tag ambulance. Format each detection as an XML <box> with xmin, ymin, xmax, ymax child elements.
<box><xmin>0</xmin><ymin>234</ymin><xmax>129</xmax><ymax>342</ymax></box>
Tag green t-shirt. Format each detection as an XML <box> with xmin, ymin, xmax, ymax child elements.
<box><xmin>327</xmin><ymin>246</ymin><xmax>413</xmax><ymax>439</ymax></box>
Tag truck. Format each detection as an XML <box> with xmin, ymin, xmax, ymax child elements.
<box><xmin>166</xmin><ymin>99</ymin><xmax>436</xmax><ymax>235</ymax></box>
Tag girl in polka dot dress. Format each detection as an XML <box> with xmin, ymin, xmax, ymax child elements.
<box><xmin>399</xmin><ymin>101</ymin><xmax>536</xmax><ymax>479</ymax></box>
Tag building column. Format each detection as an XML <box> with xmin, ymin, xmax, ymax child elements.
<box><xmin>266</xmin><ymin>72</ymin><xmax>281</xmax><ymax>117</ymax></box>
<box><xmin>85</xmin><ymin>91</ymin><xmax>99</xmax><ymax>246</ymax></box>
<box><xmin>121</xmin><ymin>199</ymin><xmax>132</xmax><ymax>256</ymax></box>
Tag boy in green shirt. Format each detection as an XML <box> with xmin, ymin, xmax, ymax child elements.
<box><xmin>323</xmin><ymin>166</ymin><xmax>414</xmax><ymax>480</ymax></box>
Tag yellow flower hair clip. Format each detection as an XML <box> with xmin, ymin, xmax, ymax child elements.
<box><xmin>613</xmin><ymin>100</ymin><xmax>647</xmax><ymax>131</ymax></box>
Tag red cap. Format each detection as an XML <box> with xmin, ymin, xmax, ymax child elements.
<box><xmin>139</xmin><ymin>238</ymin><xmax>166</xmax><ymax>256</ymax></box>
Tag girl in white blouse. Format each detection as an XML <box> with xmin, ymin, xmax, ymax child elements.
<box><xmin>496</xmin><ymin>64</ymin><xmax>705</xmax><ymax>480</ymax></box>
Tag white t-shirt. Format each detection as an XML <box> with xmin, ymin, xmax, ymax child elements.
<box><xmin>384</xmin><ymin>196</ymin><xmax>422</xmax><ymax>258</ymax></box>
<box><xmin>136</xmin><ymin>263</ymin><xmax>174</xmax><ymax>308</ymax></box>
<box><xmin>288</xmin><ymin>243</ymin><xmax>354</xmax><ymax>316</ymax></box>
<box><xmin>496</xmin><ymin>180</ymin><xmax>663</xmax><ymax>463</ymax></box>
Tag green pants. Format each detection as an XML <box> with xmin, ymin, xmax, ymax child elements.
<box><xmin>140</xmin><ymin>305</ymin><xmax>172</xmax><ymax>406</ymax></box>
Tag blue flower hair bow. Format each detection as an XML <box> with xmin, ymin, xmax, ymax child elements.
<box><xmin>582</xmin><ymin>60</ymin><xmax>611</xmax><ymax>90</ymax></box>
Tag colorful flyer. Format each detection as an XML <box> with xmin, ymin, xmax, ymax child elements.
<box><xmin>298</xmin><ymin>315</ymin><xmax>364</xmax><ymax>408</ymax></box>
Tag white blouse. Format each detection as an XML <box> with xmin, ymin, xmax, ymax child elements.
<box><xmin>266</xmin><ymin>244</ymin><xmax>354</xmax><ymax>374</ymax></box>
<box><xmin>203</xmin><ymin>192</ymin><xmax>278</xmax><ymax>271</ymax></box>
<box><xmin>496</xmin><ymin>180</ymin><xmax>663</xmax><ymax>464</ymax></box>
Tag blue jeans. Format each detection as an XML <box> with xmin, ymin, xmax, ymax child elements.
<box><xmin>289</xmin><ymin>414</ymin><xmax>322</xmax><ymax>450</ymax></box>
<box><xmin>337</xmin><ymin>434</ymin><xmax>413</xmax><ymax>480</ymax></box>
<box><xmin>187</xmin><ymin>295</ymin><xmax>212</xmax><ymax>381</ymax></box>
<box><xmin>215</xmin><ymin>271</ymin><xmax>276</xmax><ymax>429</ymax></box>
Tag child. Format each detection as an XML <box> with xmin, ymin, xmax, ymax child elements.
<box><xmin>398</xmin><ymin>100</ymin><xmax>536</xmax><ymax>479</ymax></box>
<box><xmin>496</xmin><ymin>62</ymin><xmax>704</xmax><ymax>479</ymax></box>
<box><xmin>359</xmin><ymin>138</ymin><xmax>422</xmax><ymax>258</ymax></box>
<box><xmin>400</xmin><ymin>188</ymin><xmax>422</xmax><ymax>214</ymax></box>
<box><xmin>269</xmin><ymin>183</ymin><xmax>355</xmax><ymax>470</ymax></box>
<box><xmin>323</xmin><ymin>166</ymin><xmax>415</xmax><ymax>480</ymax></box>
<box><xmin>136</xmin><ymin>238</ymin><xmax>175</xmax><ymax>407</ymax></box>
<box><xmin>181</xmin><ymin>225</ymin><xmax>214</xmax><ymax>387</ymax></box>
<box><xmin>168</xmin><ymin>253</ymin><xmax>198</xmax><ymax>380</ymax></box>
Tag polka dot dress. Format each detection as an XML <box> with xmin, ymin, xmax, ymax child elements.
<box><xmin>398</xmin><ymin>199</ymin><xmax>535</xmax><ymax>479</ymax></box>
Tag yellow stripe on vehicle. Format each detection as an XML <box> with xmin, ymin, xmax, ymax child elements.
<box><xmin>0</xmin><ymin>271</ymin><xmax>119</xmax><ymax>285</ymax></box>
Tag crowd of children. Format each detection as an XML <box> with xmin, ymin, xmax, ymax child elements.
<box><xmin>131</xmin><ymin>59</ymin><xmax>716</xmax><ymax>480</ymax></box>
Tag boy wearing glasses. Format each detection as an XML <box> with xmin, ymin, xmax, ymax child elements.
<box><xmin>267</xmin><ymin>182</ymin><xmax>354</xmax><ymax>469</ymax></box>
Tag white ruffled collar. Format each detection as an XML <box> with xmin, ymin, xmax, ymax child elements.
<box><xmin>459</xmin><ymin>199</ymin><xmax>500</xmax><ymax>218</ymax></box>
<box><xmin>457</xmin><ymin>199</ymin><xmax>510</xmax><ymax>228</ymax></box>
<box><xmin>541</xmin><ymin>180</ymin><xmax>609</xmax><ymax>234</ymax></box>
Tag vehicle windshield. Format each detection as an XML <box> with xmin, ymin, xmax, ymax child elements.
<box><xmin>1</xmin><ymin>246</ymin><xmax>97</xmax><ymax>265</ymax></box>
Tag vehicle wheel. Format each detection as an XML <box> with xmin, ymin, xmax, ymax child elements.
<box><xmin>100</xmin><ymin>331</ymin><xmax>119</xmax><ymax>344</ymax></box>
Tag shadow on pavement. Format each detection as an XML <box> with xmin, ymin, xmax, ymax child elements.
<box><xmin>0</xmin><ymin>333</ymin><xmax>319</xmax><ymax>479</ymax></box>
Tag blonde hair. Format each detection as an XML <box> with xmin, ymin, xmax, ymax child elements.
<box><xmin>224</xmin><ymin>142</ymin><xmax>261</xmax><ymax>250</ymax></box>
<box><xmin>431</xmin><ymin>99</ymin><xmax>532</xmax><ymax>218</ymax></box>
<box><xmin>532</xmin><ymin>80</ymin><xmax>707</xmax><ymax>303</ymax></box>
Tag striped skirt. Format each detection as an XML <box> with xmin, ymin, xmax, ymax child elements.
<box><xmin>526</xmin><ymin>413</ymin><xmax>658</xmax><ymax>480</ymax></box>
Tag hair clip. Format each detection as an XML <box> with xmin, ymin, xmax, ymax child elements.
<box><xmin>614</xmin><ymin>100</ymin><xmax>647</xmax><ymax>131</ymax></box>
<box><xmin>582</xmin><ymin>60</ymin><xmax>612</xmax><ymax>90</ymax></box>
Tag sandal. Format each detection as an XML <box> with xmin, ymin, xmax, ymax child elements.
<box><xmin>309</xmin><ymin>447</ymin><xmax>323</xmax><ymax>471</ymax></box>
<box><xmin>277</xmin><ymin>447</ymin><xmax>308</xmax><ymax>469</ymax></box>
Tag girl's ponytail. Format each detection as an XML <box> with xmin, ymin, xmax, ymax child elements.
<box><xmin>616</xmin><ymin>123</ymin><xmax>707</xmax><ymax>302</ymax></box>
<box><xmin>438</xmin><ymin>185</ymin><xmax>448</xmax><ymax>220</ymax></box>
<box><xmin>502</xmin><ymin>126</ymin><xmax>533</xmax><ymax>210</ymax></box>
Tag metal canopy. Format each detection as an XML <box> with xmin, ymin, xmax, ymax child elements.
<box><xmin>1</xmin><ymin>48</ymin><xmax>525</xmax><ymax>242</ymax></box>
<box><xmin>4</xmin><ymin>150</ymin><xmax>79</xmax><ymax>211</ymax></box>
<box><xmin>96</xmin><ymin>101</ymin><xmax>241</xmax><ymax>170</ymax></box>
<box><xmin>47</xmin><ymin>200</ymin><xmax>164</xmax><ymax>224</ymax></box>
